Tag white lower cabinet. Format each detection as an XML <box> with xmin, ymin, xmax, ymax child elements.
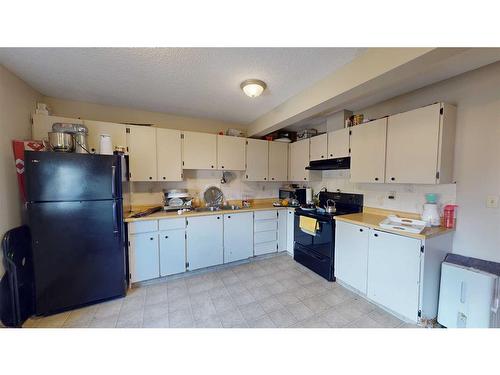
<box><xmin>129</xmin><ymin>232</ymin><xmax>160</xmax><ymax>283</ymax></box>
<box><xmin>334</xmin><ymin>221</ymin><xmax>369</xmax><ymax>294</ymax></box>
<box><xmin>286</xmin><ymin>209</ymin><xmax>295</xmax><ymax>255</ymax></box>
<box><xmin>186</xmin><ymin>215</ymin><xmax>223</xmax><ymax>270</ymax></box>
<box><xmin>223</xmin><ymin>212</ymin><xmax>253</xmax><ymax>263</ymax></box>
<box><xmin>159</xmin><ymin>229</ymin><xmax>186</xmax><ymax>276</ymax></box>
<box><xmin>367</xmin><ymin>230</ymin><xmax>422</xmax><ymax>322</ymax></box>
<box><xmin>254</xmin><ymin>210</ymin><xmax>278</xmax><ymax>256</ymax></box>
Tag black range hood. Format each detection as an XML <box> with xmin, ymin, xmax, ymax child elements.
<box><xmin>305</xmin><ymin>156</ymin><xmax>350</xmax><ymax>170</ymax></box>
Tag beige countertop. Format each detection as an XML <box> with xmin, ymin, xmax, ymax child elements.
<box><xmin>335</xmin><ymin>211</ymin><xmax>455</xmax><ymax>240</ymax></box>
<box><xmin>124</xmin><ymin>199</ymin><xmax>296</xmax><ymax>223</ymax></box>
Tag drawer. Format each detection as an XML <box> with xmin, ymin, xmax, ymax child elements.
<box><xmin>128</xmin><ymin>220</ymin><xmax>158</xmax><ymax>234</ymax></box>
<box><xmin>254</xmin><ymin>219</ymin><xmax>277</xmax><ymax>232</ymax></box>
<box><xmin>254</xmin><ymin>230</ymin><xmax>277</xmax><ymax>244</ymax></box>
<box><xmin>254</xmin><ymin>210</ymin><xmax>277</xmax><ymax>220</ymax></box>
<box><xmin>158</xmin><ymin>218</ymin><xmax>186</xmax><ymax>231</ymax></box>
<box><xmin>254</xmin><ymin>241</ymin><xmax>278</xmax><ymax>256</ymax></box>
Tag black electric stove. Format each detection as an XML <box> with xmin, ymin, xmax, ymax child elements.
<box><xmin>293</xmin><ymin>192</ymin><xmax>363</xmax><ymax>281</ymax></box>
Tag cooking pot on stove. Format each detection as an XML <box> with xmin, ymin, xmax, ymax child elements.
<box><xmin>324</xmin><ymin>199</ymin><xmax>336</xmax><ymax>214</ymax></box>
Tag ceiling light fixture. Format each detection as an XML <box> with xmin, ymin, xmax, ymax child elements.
<box><xmin>240</xmin><ymin>79</ymin><xmax>267</xmax><ymax>98</ymax></box>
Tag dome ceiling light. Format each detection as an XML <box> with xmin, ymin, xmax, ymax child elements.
<box><xmin>240</xmin><ymin>79</ymin><xmax>267</xmax><ymax>98</ymax></box>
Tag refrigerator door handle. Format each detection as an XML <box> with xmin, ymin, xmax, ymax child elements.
<box><xmin>112</xmin><ymin>201</ymin><xmax>119</xmax><ymax>235</ymax></box>
<box><xmin>111</xmin><ymin>165</ymin><xmax>116</xmax><ymax>198</ymax></box>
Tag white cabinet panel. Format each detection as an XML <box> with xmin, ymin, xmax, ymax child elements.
<box><xmin>334</xmin><ymin>221</ymin><xmax>369</xmax><ymax>294</ymax></box>
<box><xmin>85</xmin><ymin>120</ymin><xmax>127</xmax><ymax>154</ymax></box>
<box><xmin>182</xmin><ymin>131</ymin><xmax>217</xmax><ymax>170</ymax></box>
<box><xmin>367</xmin><ymin>230</ymin><xmax>422</xmax><ymax>322</ymax></box>
<box><xmin>245</xmin><ymin>139</ymin><xmax>269</xmax><ymax>181</ymax></box>
<box><xmin>268</xmin><ymin>141</ymin><xmax>288</xmax><ymax>181</ymax></box>
<box><xmin>159</xmin><ymin>229</ymin><xmax>185</xmax><ymax>276</ymax></box>
<box><xmin>288</xmin><ymin>139</ymin><xmax>311</xmax><ymax>181</ymax></box>
<box><xmin>127</xmin><ymin>125</ymin><xmax>157</xmax><ymax>181</ymax></box>
<box><xmin>386</xmin><ymin>103</ymin><xmax>441</xmax><ymax>184</ymax></box>
<box><xmin>217</xmin><ymin>135</ymin><xmax>246</xmax><ymax>171</ymax></box>
<box><xmin>278</xmin><ymin>209</ymin><xmax>287</xmax><ymax>252</ymax></box>
<box><xmin>223</xmin><ymin>212</ymin><xmax>253</xmax><ymax>263</ymax></box>
<box><xmin>158</xmin><ymin>218</ymin><xmax>185</xmax><ymax>231</ymax></box>
<box><xmin>129</xmin><ymin>233</ymin><xmax>159</xmax><ymax>282</ymax></box>
<box><xmin>186</xmin><ymin>215</ymin><xmax>223</xmax><ymax>270</ymax></box>
<box><xmin>309</xmin><ymin>134</ymin><xmax>328</xmax><ymax>161</ymax></box>
<box><xmin>327</xmin><ymin>128</ymin><xmax>350</xmax><ymax>158</ymax></box>
<box><xmin>286</xmin><ymin>209</ymin><xmax>295</xmax><ymax>255</ymax></box>
<box><xmin>254</xmin><ymin>242</ymin><xmax>278</xmax><ymax>256</ymax></box>
<box><xmin>156</xmin><ymin>128</ymin><xmax>183</xmax><ymax>181</ymax></box>
<box><xmin>254</xmin><ymin>210</ymin><xmax>277</xmax><ymax>220</ymax></box>
<box><xmin>350</xmin><ymin>118</ymin><xmax>387</xmax><ymax>183</ymax></box>
<box><xmin>128</xmin><ymin>220</ymin><xmax>158</xmax><ymax>234</ymax></box>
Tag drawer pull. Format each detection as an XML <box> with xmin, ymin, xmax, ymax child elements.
<box><xmin>164</xmin><ymin>235</ymin><xmax>168</xmax><ymax>239</ymax></box>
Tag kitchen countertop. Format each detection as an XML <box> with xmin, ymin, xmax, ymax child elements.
<box><xmin>124</xmin><ymin>201</ymin><xmax>295</xmax><ymax>223</ymax></box>
<box><xmin>334</xmin><ymin>212</ymin><xmax>455</xmax><ymax>240</ymax></box>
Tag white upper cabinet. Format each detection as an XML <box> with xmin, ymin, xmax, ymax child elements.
<box><xmin>268</xmin><ymin>141</ymin><xmax>288</xmax><ymax>181</ymax></box>
<box><xmin>289</xmin><ymin>138</ymin><xmax>319</xmax><ymax>181</ymax></box>
<box><xmin>309</xmin><ymin>133</ymin><xmax>328</xmax><ymax>161</ymax></box>
<box><xmin>156</xmin><ymin>128</ymin><xmax>183</xmax><ymax>181</ymax></box>
<box><xmin>327</xmin><ymin>128</ymin><xmax>350</xmax><ymax>159</ymax></box>
<box><xmin>182</xmin><ymin>131</ymin><xmax>217</xmax><ymax>170</ymax></box>
<box><xmin>217</xmin><ymin>135</ymin><xmax>246</xmax><ymax>170</ymax></box>
<box><xmin>386</xmin><ymin>103</ymin><xmax>456</xmax><ymax>184</ymax></box>
<box><xmin>85</xmin><ymin>120</ymin><xmax>127</xmax><ymax>154</ymax></box>
<box><xmin>127</xmin><ymin>125</ymin><xmax>157</xmax><ymax>181</ymax></box>
<box><xmin>245</xmin><ymin>138</ymin><xmax>269</xmax><ymax>181</ymax></box>
<box><xmin>350</xmin><ymin>118</ymin><xmax>387</xmax><ymax>183</ymax></box>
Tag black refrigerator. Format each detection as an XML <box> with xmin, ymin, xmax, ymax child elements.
<box><xmin>24</xmin><ymin>151</ymin><xmax>127</xmax><ymax>316</ymax></box>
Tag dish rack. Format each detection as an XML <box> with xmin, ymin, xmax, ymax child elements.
<box><xmin>379</xmin><ymin>215</ymin><xmax>426</xmax><ymax>234</ymax></box>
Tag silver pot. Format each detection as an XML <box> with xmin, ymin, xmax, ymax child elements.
<box><xmin>48</xmin><ymin>132</ymin><xmax>74</xmax><ymax>152</ymax></box>
<box><xmin>324</xmin><ymin>199</ymin><xmax>336</xmax><ymax>214</ymax></box>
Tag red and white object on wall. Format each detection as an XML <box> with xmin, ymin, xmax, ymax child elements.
<box><xmin>12</xmin><ymin>140</ymin><xmax>46</xmax><ymax>202</ymax></box>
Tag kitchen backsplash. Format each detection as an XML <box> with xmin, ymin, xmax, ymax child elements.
<box><xmin>130</xmin><ymin>169</ymin><xmax>456</xmax><ymax>214</ymax></box>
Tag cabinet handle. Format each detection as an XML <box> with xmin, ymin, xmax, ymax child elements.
<box><xmin>359</xmin><ymin>228</ymin><xmax>363</xmax><ymax>232</ymax></box>
<box><xmin>164</xmin><ymin>235</ymin><xmax>168</xmax><ymax>239</ymax></box>
<box><xmin>303</xmin><ymin>178</ymin><xmax>306</xmax><ymax>180</ymax></box>
<box><xmin>374</xmin><ymin>177</ymin><xmax>379</xmax><ymax>181</ymax></box>
<box><xmin>163</xmin><ymin>177</ymin><xmax>166</xmax><ymax>180</ymax></box>
<box><xmin>149</xmin><ymin>176</ymin><xmax>152</xmax><ymax>180</ymax></box>
<box><xmin>271</xmin><ymin>177</ymin><xmax>275</xmax><ymax>180</ymax></box>
<box><xmin>228</xmin><ymin>215</ymin><xmax>231</xmax><ymax>219</ymax></box>
<box><xmin>264</xmin><ymin>177</ymin><xmax>267</xmax><ymax>180</ymax></box>
<box><xmin>221</xmin><ymin>166</ymin><xmax>224</xmax><ymax>169</ymax></box>
<box><xmin>374</xmin><ymin>233</ymin><xmax>378</xmax><ymax>237</ymax></box>
<box><xmin>321</xmin><ymin>155</ymin><xmax>324</xmax><ymax>158</ymax></box>
<box><xmin>391</xmin><ymin>177</ymin><xmax>395</xmax><ymax>181</ymax></box>
<box><xmin>330</xmin><ymin>153</ymin><xmax>333</xmax><ymax>157</ymax></box>
<box><xmin>211</xmin><ymin>165</ymin><xmax>214</xmax><ymax>169</ymax></box>
<box><xmin>150</xmin><ymin>237</ymin><xmax>154</xmax><ymax>240</ymax></box>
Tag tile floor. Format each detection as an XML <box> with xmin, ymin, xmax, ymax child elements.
<box><xmin>23</xmin><ymin>253</ymin><xmax>417</xmax><ymax>328</ymax></box>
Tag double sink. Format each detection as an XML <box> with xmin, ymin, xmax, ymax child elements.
<box><xmin>194</xmin><ymin>205</ymin><xmax>242</xmax><ymax>212</ymax></box>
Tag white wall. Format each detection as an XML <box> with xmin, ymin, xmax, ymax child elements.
<box><xmin>313</xmin><ymin>62</ymin><xmax>500</xmax><ymax>262</ymax></box>
<box><xmin>0</xmin><ymin>65</ymin><xmax>42</xmax><ymax>276</ymax></box>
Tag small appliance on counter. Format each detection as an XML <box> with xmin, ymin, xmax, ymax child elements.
<box><xmin>50</xmin><ymin>122</ymin><xmax>89</xmax><ymax>154</ymax></box>
<box><xmin>421</xmin><ymin>193</ymin><xmax>441</xmax><ymax>227</ymax></box>
<box><xmin>163</xmin><ymin>189</ymin><xmax>193</xmax><ymax>211</ymax></box>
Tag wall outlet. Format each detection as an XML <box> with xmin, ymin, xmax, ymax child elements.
<box><xmin>486</xmin><ymin>195</ymin><xmax>499</xmax><ymax>208</ymax></box>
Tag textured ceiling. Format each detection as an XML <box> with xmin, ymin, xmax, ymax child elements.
<box><xmin>0</xmin><ymin>48</ymin><xmax>365</xmax><ymax>124</ymax></box>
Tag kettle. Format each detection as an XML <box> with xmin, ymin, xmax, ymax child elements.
<box><xmin>324</xmin><ymin>199</ymin><xmax>336</xmax><ymax>214</ymax></box>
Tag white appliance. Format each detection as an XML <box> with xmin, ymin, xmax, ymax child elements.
<box><xmin>99</xmin><ymin>134</ymin><xmax>113</xmax><ymax>155</ymax></box>
<box><xmin>438</xmin><ymin>254</ymin><xmax>500</xmax><ymax>328</ymax></box>
<box><xmin>421</xmin><ymin>203</ymin><xmax>440</xmax><ymax>227</ymax></box>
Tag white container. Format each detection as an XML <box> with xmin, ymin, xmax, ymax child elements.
<box><xmin>421</xmin><ymin>203</ymin><xmax>440</xmax><ymax>227</ymax></box>
<box><xmin>99</xmin><ymin>134</ymin><xmax>113</xmax><ymax>155</ymax></box>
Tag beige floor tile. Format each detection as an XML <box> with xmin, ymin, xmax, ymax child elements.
<box><xmin>168</xmin><ymin>295</ymin><xmax>191</xmax><ymax>313</ymax></box>
<box><xmin>192</xmin><ymin>300</ymin><xmax>217</xmax><ymax>321</ymax></box>
<box><xmin>351</xmin><ymin>315</ymin><xmax>383</xmax><ymax>328</ymax></box>
<box><xmin>212</xmin><ymin>295</ymin><xmax>236</xmax><ymax>314</ymax></box>
<box><xmin>142</xmin><ymin>315</ymin><xmax>170</xmax><ymax>328</ymax></box>
<box><xmin>238</xmin><ymin>301</ymin><xmax>266</xmax><ymax>322</ymax></box>
<box><xmin>275</xmin><ymin>291</ymin><xmax>301</xmax><ymax>306</ymax></box>
<box><xmin>268</xmin><ymin>308</ymin><xmax>298</xmax><ymax>328</ymax></box>
<box><xmin>287</xmin><ymin>301</ymin><xmax>315</xmax><ymax>321</ymax></box>
<box><xmin>88</xmin><ymin>314</ymin><xmax>118</xmax><ymax>328</ymax></box>
<box><xmin>169</xmin><ymin>308</ymin><xmax>194</xmax><ymax>328</ymax></box>
<box><xmin>116</xmin><ymin>309</ymin><xmax>144</xmax><ymax>328</ymax></box>
<box><xmin>219</xmin><ymin>309</ymin><xmax>247</xmax><ymax>328</ymax></box>
<box><xmin>368</xmin><ymin>309</ymin><xmax>404</xmax><ymax>328</ymax></box>
<box><xmin>247</xmin><ymin>315</ymin><xmax>276</xmax><ymax>328</ymax></box>
<box><xmin>143</xmin><ymin>301</ymin><xmax>169</xmax><ymax>321</ymax></box>
<box><xmin>302</xmin><ymin>295</ymin><xmax>330</xmax><ymax>314</ymax></box>
<box><xmin>94</xmin><ymin>299</ymin><xmax>123</xmax><ymax>319</ymax></box>
<box><xmin>232</xmin><ymin>291</ymin><xmax>256</xmax><ymax>306</ymax></box>
<box><xmin>195</xmin><ymin>315</ymin><xmax>223</xmax><ymax>328</ymax></box>
<box><xmin>34</xmin><ymin>311</ymin><xmax>71</xmax><ymax>328</ymax></box>
<box><xmin>293</xmin><ymin>315</ymin><xmax>330</xmax><ymax>328</ymax></box>
<box><xmin>320</xmin><ymin>307</ymin><xmax>350</xmax><ymax>328</ymax></box>
<box><xmin>259</xmin><ymin>296</ymin><xmax>284</xmax><ymax>313</ymax></box>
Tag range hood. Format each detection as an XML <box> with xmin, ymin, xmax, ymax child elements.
<box><xmin>305</xmin><ymin>157</ymin><xmax>350</xmax><ymax>170</ymax></box>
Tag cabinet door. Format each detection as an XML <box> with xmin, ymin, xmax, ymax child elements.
<box><xmin>286</xmin><ymin>209</ymin><xmax>295</xmax><ymax>255</ymax></box>
<box><xmin>223</xmin><ymin>212</ymin><xmax>253</xmax><ymax>263</ymax></box>
<box><xmin>127</xmin><ymin>125</ymin><xmax>157</xmax><ymax>181</ymax></box>
<box><xmin>386</xmin><ymin>103</ymin><xmax>441</xmax><ymax>184</ymax></box>
<box><xmin>159</xmin><ymin>229</ymin><xmax>186</xmax><ymax>276</ymax></box>
<box><xmin>289</xmin><ymin>139</ymin><xmax>310</xmax><ymax>181</ymax></box>
<box><xmin>217</xmin><ymin>135</ymin><xmax>246</xmax><ymax>170</ymax></box>
<box><xmin>334</xmin><ymin>221</ymin><xmax>369</xmax><ymax>294</ymax></box>
<box><xmin>186</xmin><ymin>215</ymin><xmax>223</xmax><ymax>270</ymax></box>
<box><xmin>367</xmin><ymin>230</ymin><xmax>422</xmax><ymax>322</ymax></box>
<box><xmin>277</xmin><ymin>210</ymin><xmax>287</xmax><ymax>252</ymax></box>
<box><xmin>350</xmin><ymin>118</ymin><xmax>387</xmax><ymax>183</ymax></box>
<box><xmin>327</xmin><ymin>128</ymin><xmax>350</xmax><ymax>158</ymax></box>
<box><xmin>156</xmin><ymin>128</ymin><xmax>183</xmax><ymax>181</ymax></box>
<box><xmin>129</xmin><ymin>233</ymin><xmax>159</xmax><ymax>283</ymax></box>
<box><xmin>85</xmin><ymin>120</ymin><xmax>127</xmax><ymax>154</ymax></box>
<box><xmin>309</xmin><ymin>134</ymin><xmax>328</xmax><ymax>161</ymax></box>
<box><xmin>182</xmin><ymin>131</ymin><xmax>217</xmax><ymax>170</ymax></box>
<box><xmin>268</xmin><ymin>141</ymin><xmax>288</xmax><ymax>181</ymax></box>
<box><xmin>245</xmin><ymin>139</ymin><xmax>269</xmax><ymax>181</ymax></box>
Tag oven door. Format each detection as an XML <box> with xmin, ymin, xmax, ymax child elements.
<box><xmin>293</xmin><ymin>213</ymin><xmax>334</xmax><ymax>259</ymax></box>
